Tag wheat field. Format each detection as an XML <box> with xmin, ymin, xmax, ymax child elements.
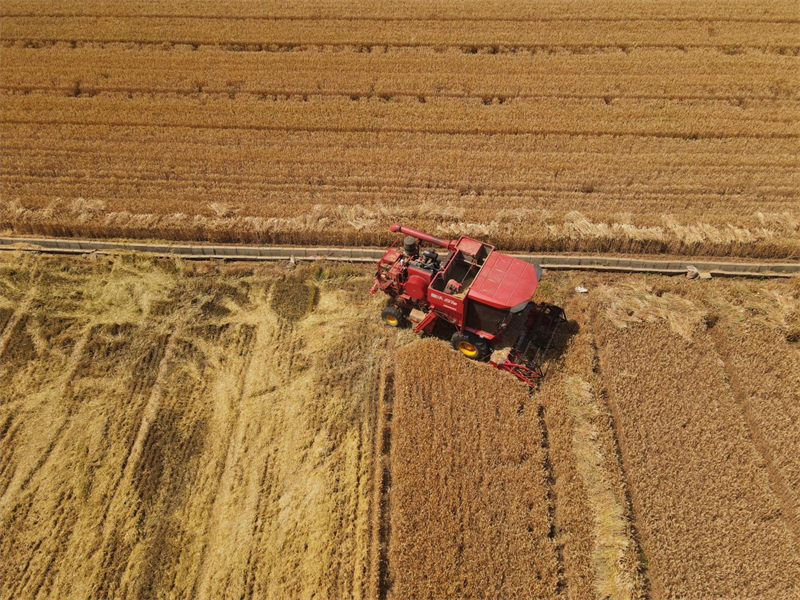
<box><xmin>0</xmin><ymin>253</ymin><xmax>396</xmax><ymax>599</ymax></box>
<box><xmin>1</xmin><ymin>0</ymin><xmax>799</xmax><ymax>258</ymax></box>
<box><xmin>3</xmin><ymin>250</ymin><xmax>797</xmax><ymax>599</ymax></box>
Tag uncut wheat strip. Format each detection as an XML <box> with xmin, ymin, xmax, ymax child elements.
<box><xmin>3</xmin><ymin>190</ymin><xmax>796</xmax><ymax>253</ymax></box>
<box><xmin>5</xmin><ymin>120</ymin><xmax>800</xmax><ymax>156</ymax></box>
<box><xmin>2</xmin><ymin>15</ymin><xmax>798</xmax><ymax>49</ymax></box>
<box><xmin>4</xmin><ymin>130</ymin><xmax>799</xmax><ymax>173</ymax></box>
<box><xmin>538</xmin><ymin>295</ymin><xmax>646</xmax><ymax>600</ymax></box>
<box><xmin>593</xmin><ymin>313</ymin><xmax>800</xmax><ymax>598</ymax></box>
<box><xmin>390</xmin><ymin>339</ymin><xmax>560</xmax><ymax>599</ymax></box>
<box><xmin>5</xmin><ymin>201</ymin><xmax>797</xmax><ymax>262</ymax></box>
<box><xmin>5</xmin><ymin>149</ymin><xmax>798</xmax><ymax>196</ymax></box>
<box><xmin>2</xmin><ymin>0</ymin><xmax>797</xmax><ymax>22</ymax></box>
<box><xmin>5</xmin><ymin>139</ymin><xmax>798</xmax><ymax>204</ymax></box>
<box><xmin>709</xmin><ymin>319</ymin><xmax>800</xmax><ymax>546</ymax></box>
<box><xmin>3</xmin><ymin>94</ymin><xmax>798</xmax><ymax>138</ymax></box>
<box><xmin>4</xmin><ymin>217</ymin><xmax>797</xmax><ymax>260</ymax></box>
<box><xmin>3</xmin><ymin>47</ymin><xmax>798</xmax><ymax>100</ymax></box>
<box><xmin>4</xmin><ymin>184</ymin><xmax>798</xmax><ymax>232</ymax></box>
<box><xmin>4</xmin><ymin>143</ymin><xmax>797</xmax><ymax>203</ymax></box>
<box><xmin>5</xmin><ymin>175</ymin><xmax>798</xmax><ymax>220</ymax></box>
<box><xmin>4</xmin><ymin>141</ymin><xmax>797</xmax><ymax>208</ymax></box>
<box><xmin>6</xmin><ymin>144</ymin><xmax>800</xmax><ymax>210</ymax></box>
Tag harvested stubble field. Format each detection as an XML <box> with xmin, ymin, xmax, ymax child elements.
<box><xmin>0</xmin><ymin>252</ymin><xmax>397</xmax><ymax>600</ymax></box>
<box><xmin>2</xmin><ymin>0</ymin><xmax>799</xmax><ymax>258</ymax></box>
<box><xmin>2</xmin><ymin>251</ymin><xmax>798</xmax><ymax>599</ymax></box>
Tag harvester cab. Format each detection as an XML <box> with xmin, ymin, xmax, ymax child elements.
<box><xmin>370</xmin><ymin>223</ymin><xmax>566</xmax><ymax>386</ymax></box>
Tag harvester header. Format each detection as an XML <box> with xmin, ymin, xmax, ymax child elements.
<box><xmin>372</xmin><ymin>224</ymin><xmax>566</xmax><ymax>385</ymax></box>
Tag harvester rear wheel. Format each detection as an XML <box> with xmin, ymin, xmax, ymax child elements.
<box><xmin>451</xmin><ymin>332</ymin><xmax>490</xmax><ymax>360</ymax></box>
<box><xmin>381</xmin><ymin>305</ymin><xmax>406</xmax><ymax>327</ymax></box>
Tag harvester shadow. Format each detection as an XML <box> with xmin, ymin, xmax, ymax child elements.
<box><xmin>422</xmin><ymin>317</ymin><xmax>579</xmax><ymax>378</ymax></box>
<box><xmin>547</xmin><ymin>318</ymin><xmax>580</xmax><ymax>366</ymax></box>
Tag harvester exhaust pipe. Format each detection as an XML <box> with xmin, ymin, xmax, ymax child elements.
<box><xmin>390</xmin><ymin>223</ymin><xmax>455</xmax><ymax>250</ymax></box>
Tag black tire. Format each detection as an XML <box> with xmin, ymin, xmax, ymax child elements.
<box><xmin>381</xmin><ymin>305</ymin><xmax>406</xmax><ymax>327</ymax></box>
<box><xmin>451</xmin><ymin>332</ymin><xmax>490</xmax><ymax>360</ymax></box>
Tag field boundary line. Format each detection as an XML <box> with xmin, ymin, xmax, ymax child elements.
<box><xmin>2</xmin><ymin>236</ymin><xmax>797</xmax><ymax>278</ymax></box>
<box><xmin>3</xmin><ymin>118</ymin><xmax>798</xmax><ymax>139</ymax></box>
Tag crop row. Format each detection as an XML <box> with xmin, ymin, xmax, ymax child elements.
<box><xmin>3</xmin><ymin>0</ymin><xmax>797</xmax><ymax>23</ymax></box>
<box><xmin>3</xmin><ymin>94</ymin><xmax>797</xmax><ymax>138</ymax></box>
<box><xmin>3</xmin><ymin>15</ymin><xmax>798</xmax><ymax>49</ymax></box>
<box><xmin>4</xmin><ymin>46</ymin><xmax>798</xmax><ymax>100</ymax></box>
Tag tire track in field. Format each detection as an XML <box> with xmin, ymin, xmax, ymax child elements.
<box><xmin>90</xmin><ymin>328</ymin><xmax>180</xmax><ymax>599</ymax></box>
<box><xmin>4</xmin><ymin>117</ymin><xmax>798</xmax><ymax>139</ymax></box>
<box><xmin>0</xmin><ymin>408</ymin><xmax>22</xmax><ymax>497</ymax></box>
<box><xmin>0</xmin><ymin>293</ymin><xmax>32</xmax><ymax>358</ymax></box>
<box><xmin>585</xmin><ymin>331</ymin><xmax>650</xmax><ymax>598</ymax></box>
<box><xmin>370</xmin><ymin>362</ymin><xmax>394</xmax><ymax>600</ymax></box>
<box><xmin>85</xmin><ymin>330</ymin><xmax>171</xmax><ymax>532</ymax></box>
<box><xmin>2</xmin><ymin>39</ymin><xmax>798</xmax><ymax>55</ymax></box>
<box><xmin>241</xmin><ymin>446</ymin><xmax>277</xmax><ymax>600</ymax></box>
<box><xmin>536</xmin><ymin>399</ymin><xmax>567</xmax><ymax>598</ymax></box>
<box><xmin>5</xmin><ymin>85</ymin><xmax>798</xmax><ymax>103</ymax></box>
<box><xmin>189</xmin><ymin>323</ymin><xmax>256</xmax><ymax>597</ymax></box>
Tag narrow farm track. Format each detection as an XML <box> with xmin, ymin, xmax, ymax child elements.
<box><xmin>1</xmin><ymin>236</ymin><xmax>798</xmax><ymax>277</ymax></box>
<box><xmin>1</xmin><ymin>0</ymin><xmax>798</xmax><ymax>259</ymax></box>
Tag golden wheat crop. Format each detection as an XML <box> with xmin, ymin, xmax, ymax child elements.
<box><xmin>1</xmin><ymin>0</ymin><xmax>798</xmax><ymax>258</ymax></box>
<box><xmin>389</xmin><ymin>338</ymin><xmax>561</xmax><ymax>599</ymax></box>
<box><xmin>536</xmin><ymin>291</ymin><xmax>645</xmax><ymax>600</ymax></box>
<box><xmin>591</xmin><ymin>280</ymin><xmax>800</xmax><ymax>598</ymax></box>
<box><xmin>688</xmin><ymin>278</ymin><xmax>800</xmax><ymax>547</ymax></box>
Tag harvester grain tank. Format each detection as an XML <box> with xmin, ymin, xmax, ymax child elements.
<box><xmin>371</xmin><ymin>224</ymin><xmax>566</xmax><ymax>385</ymax></box>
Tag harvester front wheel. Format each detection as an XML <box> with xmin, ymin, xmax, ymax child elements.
<box><xmin>381</xmin><ymin>306</ymin><xmax>406</xmax><ymax>327</ymax></box>
<box><xmin>451</xmin><ymin>332</ymin><xmax>490</xmax><ymax>361</ymax></box>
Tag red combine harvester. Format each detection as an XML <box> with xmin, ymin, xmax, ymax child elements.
<box><xmin>371</xmin><ymin>224</ymin><xmax>566</xmax><ymax>386</ymax></box>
